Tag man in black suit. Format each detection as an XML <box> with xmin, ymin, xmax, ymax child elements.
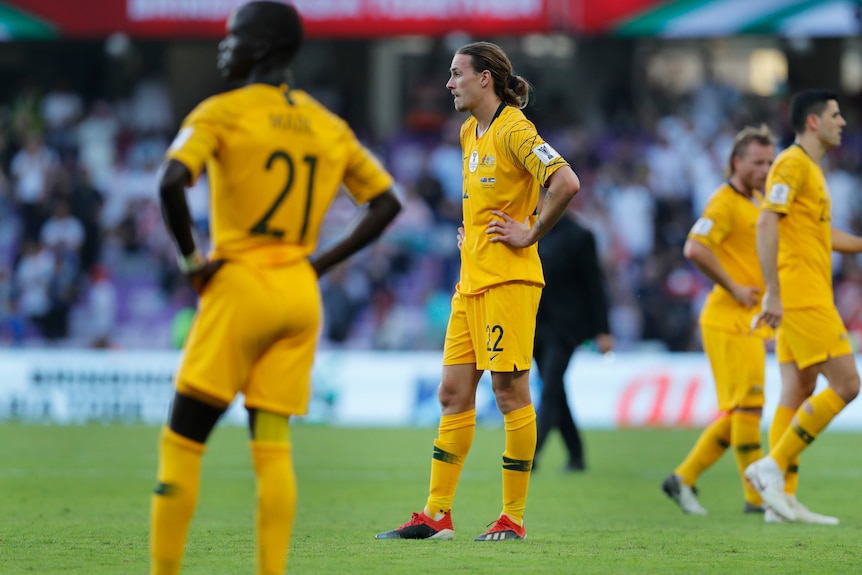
<box><xmin>533</xmin><ymin>211</ymin><xmax>614</xmax><ymax>472</ymax></box>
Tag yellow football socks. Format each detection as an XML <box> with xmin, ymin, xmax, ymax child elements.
<box><xmin>730</xmin><ymin>410</ymin><xmax>763</xmax><ymax>505</ymax></box>
<box><xmin>674</xmin><ymin>412</ymin><xmax>731</xmax><ymax>486</ymax></box>
<box><xmin>251</xmin><ymin>440</ymin><xmax>296</xmax><ymax>575</ymax></box>
<box><xmin>769</xmin><ymin>405</ymin><xmax>798</xmax><ymax>494</ymax></box>
<box><xmin>425</xmin><ymin>409</ymin><xmax>476</xmax><ymax>518</ymax></box>
<box><xmin>771</xmin><ymin>387</ymin><xmax>846</xmax><ymax>471</ymax></box>
<box><xmin>500</xmin><ymin>404</ymin><xmax>536</xmax><ymax>525</ymax></box>
<box><xmin>150</xmin><ymin>427</ymin><xmax>205</xmax><ymax>575</ymax></box>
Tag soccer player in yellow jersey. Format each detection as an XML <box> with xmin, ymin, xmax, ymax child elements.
<box><xmin>376</xmin><ymin>41</ymin><xmax>580</xmax><ymax>541</ymax></box>
<box><xmin>150</xmin><ymin>3</ymin><xmax>401</xmax><ymax>574</ymax></box>
<box><xmin>746</xmin><ymin>90</ymin><xmax>861</xmax><ymax>523</ymax></box>
<box><xmin>662</xmin><ymin>125</ymin><xmax>775</xmax><ymax>517</ymax></box>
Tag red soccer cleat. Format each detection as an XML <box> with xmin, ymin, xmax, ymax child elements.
<box><xmin>375</xmin><ymin>510</ymin><xmax>455</xmax><ymax>540</ymax></box>
<box><xmin>474</xmin><ymin>514</ymin><xmax>527</xmax><ymax>541</ymax></box>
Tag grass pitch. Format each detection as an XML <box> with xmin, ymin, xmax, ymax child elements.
<box><xmin>1</xmin><ymin>423</ymin><xmax>860</xmax><ymax>574</ymax></box>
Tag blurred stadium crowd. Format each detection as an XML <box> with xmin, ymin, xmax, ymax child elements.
<box><xmin>3</xmin><ymin>64</ymin><xmax>862</xmax><ymax>353</ymax></box>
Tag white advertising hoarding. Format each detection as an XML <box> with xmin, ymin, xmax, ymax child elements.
<box><xmin>1</xmin><ymin>349</ymin><xmax>861</xmax><ymax>430</ymax></box>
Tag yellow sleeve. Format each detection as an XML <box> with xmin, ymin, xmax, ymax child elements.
<box><xmin>165</xmin><ymin>97</ymin><xmax>227</xmax><ymax>182</ymax></box>
<box><xmin>498</xmin><ymin>117</ymin><xmax>568</xmax><ymax>187</ymax></box>
<box><xmin>688</xmin><ymin>193</ymin><xmax>732</xmax><ymax>249</ymax></box>
<box><xmin>763</xmin><ymin>155</ymin><xmax>806</xmax><ymax>215</ymax></box>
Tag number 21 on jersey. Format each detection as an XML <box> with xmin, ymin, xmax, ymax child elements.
<box><xmin>251</xmin><ymin>149</ymin><xmax>318</xmax><ymax>242</ymax></box>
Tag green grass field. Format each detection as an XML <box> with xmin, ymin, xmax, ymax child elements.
<box><xmin>1</xmin><ymin>423</ymin><xmax>860</xmax><ymax>574</ymax></box>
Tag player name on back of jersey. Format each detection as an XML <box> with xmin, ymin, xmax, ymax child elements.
<box><xmin>269</xmin><ymin>112</ymin><xmax>312</xmax><ymax>134</ymax></box>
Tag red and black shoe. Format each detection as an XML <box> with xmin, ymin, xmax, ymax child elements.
<box><xmin>474</xmin><ymin>514</ymin><xmax>526</xmax><ymax>541</ymax></box>
<box><xmin>375</xmin><ymin>511</ymin><xmax>455</xmax><ymax>540</ymax></box>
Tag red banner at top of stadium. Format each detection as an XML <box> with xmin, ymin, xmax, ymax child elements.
<box><xmin>0</xmin><ymin>0</ymin><xmax>675</xmax><ymax>39</ymax></box>
<box><xmin>7</xmin><ymin>1</ymin><xmax>853</xmax><ymax>39</ymax></box>
<box><xmin>0</xmin><ymin>0</ymin><xmax>561</xmax><ymax>39</ymax></box>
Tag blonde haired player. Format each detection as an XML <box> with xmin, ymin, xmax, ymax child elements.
<box><xmin>150</xmin><ymin>3</ymin><xmax>401</xmax><ymax>574</ymax></box>
<box><xmin>662</xmin><ymin>125</ymin><xmax>775</xmax><ymax>516</ymax></box>
<box><xmin>376</xmin><ymin>41</ymin><xmax>580</xmax><ymax>542</ymax></box>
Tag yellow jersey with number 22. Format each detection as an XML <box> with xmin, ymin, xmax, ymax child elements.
<box><xmin>458</xmin><ymin>104</ymin><xmax>569</xmax><ymax>294</ymax></box>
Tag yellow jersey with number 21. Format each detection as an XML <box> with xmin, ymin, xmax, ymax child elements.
<box><xmin>166</xmin><ymin>83</ymin><xmax>393</xmax><ymax>268</ymax></box>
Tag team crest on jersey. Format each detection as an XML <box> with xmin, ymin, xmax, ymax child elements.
<box><xmin>532</xmin><ymin>143</ymin><xmax>560</xmax><ymax>165</ymax></box>
<box><xmin>690</xmin><ymin>217</ymin><xmax>713</xmax><ymax>236</ymax></box>
<box><xmin>768</xmin><ymin>183</ymin><xmax>790</xmax><ymax>205</ymax></box>
<box><xmin>481</xmin><ymin>155</ymin><xmax>495</xmax><ymax>167</ymax></box>
<box><xmin>469</xmin><ymin>150</ymin><xmax>479</xmax><ymax>172</ymax></box>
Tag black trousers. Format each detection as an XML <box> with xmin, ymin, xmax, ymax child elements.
<box><xmin>534</xmin><ymin>335</ymin><xmax>583</xmax><ymax>465</ymax></box>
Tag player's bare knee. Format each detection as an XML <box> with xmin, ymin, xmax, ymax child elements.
<box><xmin>438</xmin><ymin>381</ymin><xmax>469</xmax><ymax>411</ymax></box>
<box><xmin>493</xmin><ymin>386</ymin><xmax>530</xmax><ymax>414</ymax></box>
<box><xmin>826</xmin><ymin>372</ymin><xmax>859</xmax><ymax>403</ymax></box>
<box><xmin>493</xmin><ymin>394</ymin><xmax>517</xmax><ymax>414</ymax></box>
<box><xmin>840</xmin><ymin>375</ymin><xmax>860</xmax><ymax>402</ymax></box>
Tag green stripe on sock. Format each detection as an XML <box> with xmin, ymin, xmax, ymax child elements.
<box><xmin>793</xmin><ymin>425</ymin><xmax>815</xmax><ymax>444</ymax></box>
<box><xmin>432</xmin><ymin>446</ymin><xmax>462</xmax><ymax>465</ymax></box>
<box><xmin>502</xmin><ymin>456</ymin><xmax>532</xmax><ymax>472</ymax></box>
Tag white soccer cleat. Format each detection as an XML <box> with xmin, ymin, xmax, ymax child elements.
<box><xmin>764</xmin><ymin>507</ymin><xmax>788</xmax><ymax>523</ymax></box>
<box><xmin>787</xmin><ymin>495</ymin><xmax>839</xmax><ymax>525</ymax></box>
<box><xmin>662</xmin><ymin>474</ymin><xmax>708</xmax><ymax>515</ymax></box>
<box><xmin>744</xmin><ymin>457</ymin><xmax>796</xmax><ymax>521</ymax></box>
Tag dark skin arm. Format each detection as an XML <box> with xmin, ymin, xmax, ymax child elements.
<box><xmin>160</xmin><ymin>158</ymin><xmax>401</xmax><ymax>283</ymax></box>
<box><xmin>158</xmin><ymin>159</ymin><xmax>225</xmax><ymax>294</ymax></box>
<box><xmin>310</xmin><ymin>189</ymin><xmax>402</xmax><ymax>277</ymax></box>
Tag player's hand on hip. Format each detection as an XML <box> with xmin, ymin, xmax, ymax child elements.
<box><xmin>457</xmin><ymin>225</ymin><xmax>465</xmax><ymax>250</ymax></box>
<box><xmin>486</xmin><ymin>210</ymin><xmax>532</xmax><ymax>248</ymax></box>
<box><xmin>187</xmin><ymin>259</ymin><xmax>226</xmax><ymax>295</ymax></box>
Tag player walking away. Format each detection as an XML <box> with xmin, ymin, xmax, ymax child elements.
<box><xmin>746</xmin><ymin>90</ymin><xmax>861</xmax><ymax>524</ymax></box>
<box><xmin>150</xmin><ymin>3</ymin><xmax>401</xmax><ymax>574</ymax></box>
<box><xmin>376</xmin><ymin>41</ymin><xmax>580</xmax><ymax>542</ymax></box>
<box><xmin>662</xmin><ymin>125</ymin><xmax>775</xmax><ymax>517</ymax></box>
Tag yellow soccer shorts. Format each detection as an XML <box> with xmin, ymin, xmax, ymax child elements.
<box><xmin>701</xmin><ymin>324</ymin><xmax>766</xmax><ymax>411</ymax></box>
<box><xmin>775</xmin><ymin>305</ymin><xmax>853</xmax><ymax>369</ymax></box>
<box><xmin>443</xmin><ymin>282</ymin><xmax>541</xmax><ymax>372</ymax></box>
<box><xmin>175</xmin><ymin>260</ymin><xmax>321</xmax><ymax>416</ymax></box>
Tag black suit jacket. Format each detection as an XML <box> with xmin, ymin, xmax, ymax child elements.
<box><xmin>535</xmin><ymin>214</ymin><xmax>611</xmax><ymax>350</ymax></box>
